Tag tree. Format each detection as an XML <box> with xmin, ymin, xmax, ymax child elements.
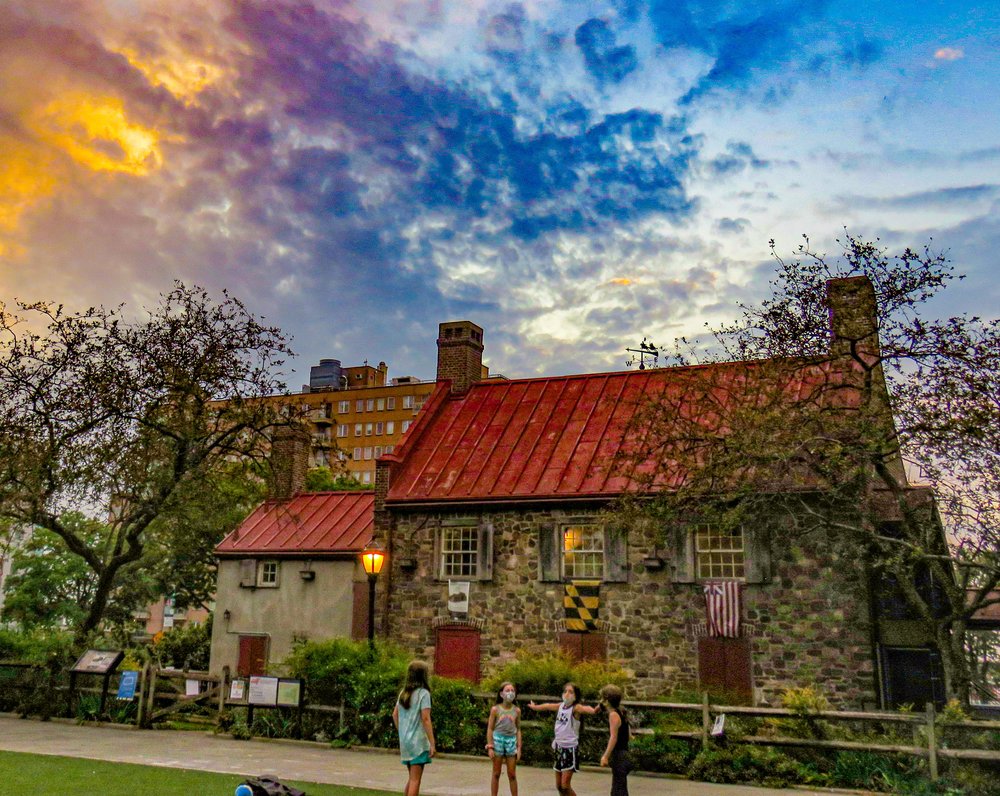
<box><xmin>304</xmin><ymin>466</ymin><xmax>372</xmax><ymax>492</ymax></box>
<box><xmin>614</xmin><ymin>234</ymin><xmax>1000</xmax><ymax>704</ymax></box>
<box><xmin>1</xmin><ymin>512</ymin><xmax>156</xmax><ymax>632</ymax></box>
<box><xmin>0</xmin><ymin>283</ymin><xmax>303</xmax><ymax>641</ymax></box>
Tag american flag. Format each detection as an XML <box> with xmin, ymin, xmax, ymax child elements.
<box><xmin>704</xmin><ymin>581</ymin><xmax>741</xmax><ymax>638</ymax></box>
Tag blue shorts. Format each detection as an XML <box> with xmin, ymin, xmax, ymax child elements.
<box><xmin>492</xmin><ymin>732</ymin><xmax>517</xmax><ymax>757</ymax></box>
<box><xmin>403</xmin><ymin>750</ymin><xmax>432</xmax><ymax>766</ymax></box>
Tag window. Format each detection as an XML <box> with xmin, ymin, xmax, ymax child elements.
<box><xmin>353</xmin><ymin>447</ymin><xmax>361</xmax><ymax>460</ymax></box>
<box><xmin>401</xmin><ymin>420</ymin><xmax>411</xmax><ymax>433</ymax></box>
<box><xmin>337</xmin><ymin>449</ymin><xmax>347</xmax><ymax>461</ymax></box>
<box><xmin>562</xmin><ymin>525</ymin><xmax>604</xmax><ymax>579</ymax></box>
<box><xmin>338</xmin><ymin>400</ymin><xmax>349</xmax><ymax>414</ymax></box>
<box><xmin>336</xmin><ymin>424</ymin><xmax>348</xmax><ymax>437</ymax></box>
<box><xmin>376</xmin><ymin>398</ymin><xmax>385</xmax><ymax>411</ymax></box>
<box><xmin>376</xmin><ymin>422</ymin><xmax>384</xmax><ymax>435</ymax></box>
<box><xmin>387</xmin><ymin>397</ymin><xmax>396</xmax><ymax>410</ymax></box>
<box><xmin>363</xmin><ymin>447</ymin><xmax>372</xmax><ymax>460</ymax></box>
<box><xmin>374</xmin><ymin>445</ymin><xmax>383</xmax><ymax>458</ymax></box>
<box><xmin>386</xmin><ymin>420</ymin><xmax>395</xmax><ymax>434</ymax></box>
<box><xmin>356</xmin><ymin>399</ymin><xmax>364</xmax><ymax>412</ymax></box>
<box><xmin>403</xmin><ymin>395</ymin><xmax>414</xmax><ymax>409</ymax></box>
<box><xmin>354</xmin><ymin>423</ymin><xmax>362</xmax><ymax>437</ymax></box>
<box><xmin>365</xmin><ymin>422</ymin><xmax>373</xmax><ymax>435</ymax></box>
<box><xmin>366</xmin><ymin>398</ymin><xmax>374</xmax><ymax>411</ymax></box>
<box><xmin>362</xmin><ymin>471</ymin><xmax>372</xmax><ymax>484</ymax></box>
<box><xmin>385</xmin><ymin>445</ymin><xmax>394</xmax><ymax>454</ymax></box>
<box><xmin>695</xmin><ymin>525</ymin><xmax>745</xmax><ymax>579</ymax></box>
<box><xmin>258</xmin><ymin>561</ymin><xmax>279</xmax><ymax>588</ymax></box>
<box><xmin>440</xmin><ymin>527</ymin><xmax>479</xmax><ymax>577</ymax></box>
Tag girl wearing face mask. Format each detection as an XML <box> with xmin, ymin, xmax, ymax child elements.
<box><xmin>485</xmin><ymin>681</ymin><xmax>522</xmax><ymax>796</ymax></box>
<box><xmin>529</xmin><ymin>682</ymin><xmax>598</xmax><ymax>796</ymax></box>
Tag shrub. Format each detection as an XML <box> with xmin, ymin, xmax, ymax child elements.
<box><xmin>483</xmin><ymin>650</ymin><xmax>630</xmax><ymax>698</ymax></box>
<box><xmin>629</xmin><ymin>732</ymin><xmax>696</xmax><ymax>774</ymax></box>
<box><xmin>429</xmin><ymin>677</ymin><xmax>484</xmax><ymax>752</ymax></box>
<box><xmin>152</xmin><ymin>620</ymin><xmax>211</xmax><ymax>670</ymax></box>
<box><xmin>688</xmin><ymin>745</ymin><xmax>822</xmax><ymax>788</ymax></box>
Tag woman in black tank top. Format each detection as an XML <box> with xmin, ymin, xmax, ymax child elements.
<box><xmin>598</xmin><ymin>684</ymin><xmax>631</xmax><ymax>796</ymax></box>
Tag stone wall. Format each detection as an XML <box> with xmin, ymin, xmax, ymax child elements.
<box><xmin>383</xmin><ymin>505</ymin><xmax>877</xmax><ymax>707</ymax></box>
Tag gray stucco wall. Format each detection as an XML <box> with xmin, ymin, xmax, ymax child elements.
<box><xmin>210</xmin><ymin>558</ymin><xmax>359</xmax><ymax>674</ymax></box>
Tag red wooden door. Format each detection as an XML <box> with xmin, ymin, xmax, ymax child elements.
<box><xmin>237</xmin><ymin>635</ymin><xmax>268</xmax><ymax>677</ymax></box>
<box><xmin>698</xmin><ymin>637</ymin><xmax>752</xmax><ymax>704</ymax></box>
<box><xmin>559</xmin><ymin>632</ymin><xmax>608</xmax><ymax>663</ymax></box>
<box><xmin>434</xmin><ymin>625</ymin><xmax>481</xmax><ymax>682</ymax></box>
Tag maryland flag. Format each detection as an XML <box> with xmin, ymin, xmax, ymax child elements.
<box><xmin>564</xmin><ymin>580</ymin><xmax>600</xmax><ymax>632</ymax></box>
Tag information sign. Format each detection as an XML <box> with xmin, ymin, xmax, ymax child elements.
<box><xmin>116</xmin><ymin>670</ymin><xmax>139</xmax><ymax>700</ymax></box>
<box><xmin>71</xmin><ymin>649</ymin><xmax>123</xmax><ymax>675</ymax></box>
<box><xmin>276</xmin><ymin>679</ymin><xmax>302</xmax><ymax>707</ymax></box>
<box><xmin>248</xmin><ymin>675</ymin><xmax>279</xmax><ymax>706</ymax></box>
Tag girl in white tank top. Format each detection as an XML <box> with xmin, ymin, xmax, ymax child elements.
<box><xmin>528</xmin><ymin>682</ymin><xmax>599</xmax><ymax>796</ymax></box>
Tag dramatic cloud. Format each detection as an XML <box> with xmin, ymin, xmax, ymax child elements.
<box><xmin>0</xmin><ymin>0</ymin><xmax>996</xmax><ymax>384</ymax></box>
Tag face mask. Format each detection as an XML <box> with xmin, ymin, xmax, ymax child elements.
<box><xmin>502</xmin><ymin>690</ymin><xmax>515</xmax><ymax>702</ymax></box>
<box><xmin>562</xmin><ymin>695</ymin><xmax>574</xmax><ymax>707</ymax></box>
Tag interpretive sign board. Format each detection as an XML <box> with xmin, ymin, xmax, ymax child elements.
<box><xmin>248</xmin><ymin>675</ymin><xmax>279</xmax><ymax>706</ymax></box>
<box><xmin>276</xmin><ymin>679</ymin><xmax>302</xmax><ymax>707</ymax></box>
<box><xmin>71</xmin><ymin>649</ymin><xmax>123</xmax><ymax>675</ymax></box>
<box><xmin>116</xmin><ymin>670</ymin><xmax>139</xmax><ymax>700</ymax></box>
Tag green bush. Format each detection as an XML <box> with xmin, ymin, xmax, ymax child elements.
<box><xmin>688</xmin><ymin>745</ymin><xmax>823</xmax><ymax>788</ymax></box>
<box><xmin>629</xmin><ymin>732</ymin><xmax>696</xmax><ymax>774</ymax></box>
<box><xmin>483</xmin><ymin>650</ymin><xmax>630</xmax><ymax>698</ymax></box>
<box><xmin>152</xmin><ymin>620</ymin><xmax>211</xmax><ymax>670</ymax></box>
<box><xmin>428</xmin><ymin>677</ymin><xmax>485</xmax><ymax>752</ymax></box>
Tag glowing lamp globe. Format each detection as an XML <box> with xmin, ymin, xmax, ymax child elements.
<box><xmin>361</xmin><ymin>543</ymin><xmax>386</xmax><ymax>576</ymax></box>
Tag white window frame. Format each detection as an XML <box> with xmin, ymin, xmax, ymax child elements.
<box><xmin>362</xmin><ymin>471</ymin><xmax>372</xmax><ymax>484</ymax></box>
<box><xmin>376</xmin><ymin>398</ymin><xmax>385</xmax><ymax>411</ymax></box>
<box><xmin>363</xmin><ymin>447</ymin><xmax>372</xmax><ymax>460</ymax></box>
<box><xmin>387</xmin><ymin>397</ymin><xmax>396</xmax><ymax>410</ymax></box>
<box><xmin>403</xmin><ymin>395</ymin><xmax>414</xmax><ymax>409</ymax></box>
<box><xmin>386</xmin><ymin>420</ymin><xmax>395</xmax><ymax>434</ymax></box>
<box><xmin>374</xmin><ymin>445</ymin><xmax>383</xmax><ymax>458</ymax></box>
<box><xmin>366</xmin><ymin>398</ymin><xmax>374</xmax><ymax>411</ymax></box>
<box><xmin>376</xmin><ymin>421</ymin><xmax>384</xmax><ymax>435</ymax></box>
<box><xmin>561</xmin><ymin>525</ymin><xmax>604</xmax><ymax>580</ymax></box>
<box><xmin>355</xmin><ymin>399</ymin><xmax>364</xmax><ymax>412</ymax></box>
<box><xmin>353</xmin><ymin>447</ymin><xmax>362</xmax><ymax>460</ymax></box>
<box><xmin>258</xmin><ymin>561</ymin><xmax>279</xmax><ymax>588</ymax></box>
<box><xmin>338</xmin><ymin>400</ymin><xmax>350</xmax><ymax>414</ymax></box>
<box><xmin>336</xmin><ymin>424</ymin><xmax>348</xmax><ymax>437</ymax></box>
<box><xmin>439</xmin><ymin>526</ymin><xmax>479</xmax><ymax>578</ymax></box>
<box><xmin>401</xmin><ymin>420</ymin><xmax>411</xmax><ymax>433</ymax></box>
<box><xmin>695</xmin><ymin>524</ymin><xmax>745</xmax><ymax>580</ymax></box>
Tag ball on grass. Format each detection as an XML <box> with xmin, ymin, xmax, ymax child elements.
<box><xmin>235</xmin><ymin>785</ymin><xmax>254</xmax><ymax>796</ymax></box>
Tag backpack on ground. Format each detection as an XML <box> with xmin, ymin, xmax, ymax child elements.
<box><xmin>240</xmin><ymin>775</ymin><xmax>307</xmax><ymax>796</ymax></box>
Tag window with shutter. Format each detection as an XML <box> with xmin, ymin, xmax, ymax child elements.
<box><xmin>239</xmin><ymin>559</ymin><xmax>256</xmax><ymax>588</ymax></box>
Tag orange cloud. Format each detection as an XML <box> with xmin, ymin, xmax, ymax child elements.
<box><xmin>28</xmin><ymin>94</ymin><xmax>163</xmax><ymax>175</ymax></box>
<box><xmin>609</xmin><ymin>277</ymin><xmax>634</xmax><ymax>286</ymax></box>
<box><xmin>934</xmin><ymin>47</ymin><xmax>964</xmax><ymax>61</ymax></box>
<box><xmin>113</xmin><ymin>45</ymin><xmax>226</xmax><ymax>103</ymax></box>
<box><xmin>0</xmin><ymin>138</ymin><xmax>57</xmax><ymax>256</ymax></box>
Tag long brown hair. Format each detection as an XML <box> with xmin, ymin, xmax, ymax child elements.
<box><xmin>398</xmin><ymin>660</ymin><xmax>431</xmax><ymax>709</ymax></box>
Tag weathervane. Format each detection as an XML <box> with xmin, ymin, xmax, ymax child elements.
<box><xmin>625</xmin><ymin>338</ymin><xmax>659</xmax><ymax>370</ymax></box>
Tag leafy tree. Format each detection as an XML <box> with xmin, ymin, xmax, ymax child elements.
<box><xmin>0</xmin><ymin>283</ymin><xmax>302</xmax><ymax>641</ymax></box>
<box><xmin>304</xmin><ymin>466</ymin><xmax>372</xmax><ymax>491</ymax></box>
<box><xmin>614</xmin><ymin>234</ymin><xmax>1000</xmax><ymax>703</ymax></box>
<box><xmin>1</xmin><ymin>512</ymin><xmax>156</xmax><ymax>631</ymax></box>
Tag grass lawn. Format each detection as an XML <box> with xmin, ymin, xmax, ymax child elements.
<box><xmin>0</xmin><ymin>750</ymin><xmax>392</xmax><ymax>795</ymax></box>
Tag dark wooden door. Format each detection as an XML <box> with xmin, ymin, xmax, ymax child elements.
<box><xmin>559</xmin><ymin>632</ymin><xmax>608</xmax><ymax>663</ymax></box>
<box><xmin>698</xmin><ymin>636</ymin><xmax>752</xmax><ymax>704</ymax></box>
<box><xmin>434</xmin><ymin>625</ymin><xmax>481</xmax><ymax>682</ymax></box>
<box><xmin>237</xmin><ymin>635</ymin><xmax>268</xmax><ymax>677</ymax></box>
<box><xmin>881</xmin><ymin>646</ymin><xmax>945</xmax><ymax>708</ymax></box>
<box><xmin>351</xmin><ymin>581</ymin><xmax>369</xmax><ymax>641</ymax></box>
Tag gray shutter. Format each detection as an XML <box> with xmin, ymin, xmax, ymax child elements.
<box><xmin>433</xmin><ymin>526</ymin><xmax>443</xmax><ymax>581</ymax></box>
<box><xmin>667</xmin><ymin>527</ymin><xmax>696</xmax><ymax>584</ymax></box>
<box><xmin>538</xmin><ymin>522</ymin><xmax>562</xmax><ymax>582</ymax></box>
<box><xmin>603</xmin><ymin>525</ymin><xmax>628</xmax><ymax>583</ymax></box>
<box><xmin>744</xmin><ymin>526</ymin><xmax>771</xmax><ymax>584</ymax></box>
<box><xmin>477</xmin><ymin>521</ymin><xmax>494</xmax><ymax>581</ymax></box>
<box><xmin>239</xmin><ymin>559</ymin><xmax>256</xmax><ymax>588</ymax></box>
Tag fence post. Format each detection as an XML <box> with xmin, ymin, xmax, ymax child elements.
<box><xmin>136</xmin><ymin>662</ymin><xmax>148</xmax><ymax>728</ymax></box>
<box><xmin>701</xmin><ymin>692</ymin><xmax>710</xmax><ymax>751</ymax></box>
<box><xmin>925</xmin><ymin>702</ymin><xmax>938</xmax><ymax>781</ymax></box>
<box><xmin>144</xmin><ymin>665</ymin><xmax>158</xmax><ymax>728</ymax></box>
<box><xmin>219</xmin><ymin>666</ymin><xmax>229</xmax><ymax>715</ymax></box>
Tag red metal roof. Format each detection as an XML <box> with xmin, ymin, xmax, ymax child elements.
<box><xmin>216</xmin><ymin>491</ymin><xmax>373</xmax><ymax>556</ymax></box>
<box><xmin>385</xmin><ymin>359</ymin><xmax>861</xmax><ymax>505</ymax></box>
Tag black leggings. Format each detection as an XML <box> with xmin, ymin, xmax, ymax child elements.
<box><xmin>610</xmin><ymin>750</ymin><xmax>630</xmax><ymax>796</ymax></box>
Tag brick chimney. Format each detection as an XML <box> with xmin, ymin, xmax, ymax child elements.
<box><xmin>269</xmin><ymin>426</ymin><xmax>311</xmax><ymax>500</ymax></box>
<box><xmin>827</xmin><ymin>275</ymin><xmax>879</xmax><ymax>358</ymax></box>
<box><xmin>436</xmin><ymin>320</ymin><xmax>484</xmax><ymax>394</ymax></box>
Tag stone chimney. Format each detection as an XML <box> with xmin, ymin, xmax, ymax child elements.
<box><xmin>827</xmin><ymin>275</ymin><xmax>879</xmax><ymax>358</ymax></box>
<box><xmin>436</xmin><ymin>320</ymin><xmax>484</xmax><ymax>394</ymax></box>
<box><xmin>269</xmin><ymin>425</ymin><xmax>311</xmax><ymax>500</ymax></box>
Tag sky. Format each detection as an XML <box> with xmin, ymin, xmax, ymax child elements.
<box><xmin>1</xmin><ymin>0</ymin><xmax>998</xmax><ymax>389</ymax></box>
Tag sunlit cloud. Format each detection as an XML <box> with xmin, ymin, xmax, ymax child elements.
<box><xmin>28</xmin><ymin>94</ymin><xmax>164</xmax><ymax>175</ymax></box>
<box><xmin>113</xmin><ymin>45</ymin><xmax>226</xmax><ymax>102</ymax></box>
<box><xmin>934</xmin><ymin>46</ymin><xmax>965</xmax><ymax>61</ymax></box>
<box><xmin>610</xmin><ymin>277</ymin><xmax>634</xmax><ymax>286</ymax></box>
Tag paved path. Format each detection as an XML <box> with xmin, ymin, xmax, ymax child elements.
<box><xmin>0</xmin><ymin>714</ymin><xmax>842</xmax><ymax>795</ymax></box>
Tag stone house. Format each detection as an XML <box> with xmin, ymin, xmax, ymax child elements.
<box><xmin>371</xmin><ymin>283</ymin><xmax>947</xmax><ymax>708</ymax></box>
<box><xmin>209</xmin><ymin>488</ymin><xmax>374</xmax><ymax>676</ymax></box>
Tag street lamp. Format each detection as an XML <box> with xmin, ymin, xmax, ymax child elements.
<box><xmin>360</xmin><ymin>542</ymin><xmax>386</xmax><ymax>645</ymax></box>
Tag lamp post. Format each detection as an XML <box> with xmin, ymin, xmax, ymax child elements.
<box><xmin>360</xmin><ymin>542</ymin><xmax>386</xmax><ymax>646</ymax></box>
